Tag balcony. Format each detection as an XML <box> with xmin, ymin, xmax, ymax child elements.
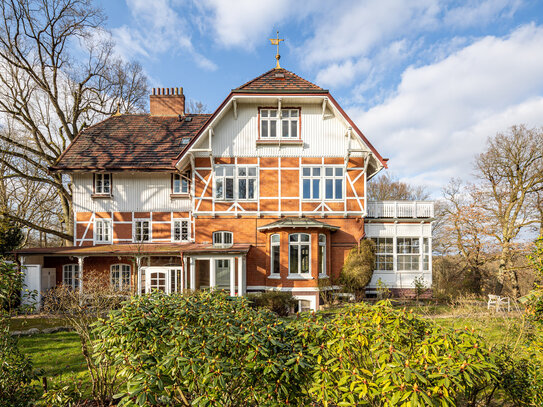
<box><xmin>366</xmin><ymin>201</ymin><xmax>434</xmax><ymax>219</ymax></box>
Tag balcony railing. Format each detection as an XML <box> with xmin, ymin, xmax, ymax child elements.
<box><xmin>366</xmin><ymin>201</ymin><xmax>434</xmax><ymax>219</ymax></box>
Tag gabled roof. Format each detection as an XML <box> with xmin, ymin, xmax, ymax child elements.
<box><xmin>257</xmin><ymin>217</ymin><xmax>340</xmax><ymax>232</ymax></box>
<box><xmin>233</xmin><ymin>68</ymin><xmax>327</xmax><ymax>93</ymax></box>
<box><xmin>52</xmin><ymin>114</ymin><xmax>210</xmax><ymax>171</ymax></box>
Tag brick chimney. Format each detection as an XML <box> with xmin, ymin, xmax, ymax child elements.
<box><xmin>150</xmin><ymin>87</ymin><xmax>185</xmax><ymax>116</ymax></box>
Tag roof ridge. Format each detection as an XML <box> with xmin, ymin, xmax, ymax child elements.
<box><xmin>235</xmin><ymin>67</ymin><xmax>277</xmax><ymax>90</ymax></box>
<box><xmin>235</xmin><ymin>67</ymin><xmax>323</xmax><ymax>91</ymax></box>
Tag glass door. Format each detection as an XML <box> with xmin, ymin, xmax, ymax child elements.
<box><xmin>215</xmin><ymin>259</ymin><xmax>230</xmax><ymax>291</ymax></box>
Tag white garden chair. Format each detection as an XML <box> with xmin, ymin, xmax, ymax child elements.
<box><xmin>487</xmin><ymin>294</ymin><xmax>510</xmax><ymax>312</ymax></box>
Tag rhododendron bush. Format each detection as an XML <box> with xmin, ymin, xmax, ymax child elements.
<box><xmin>95</xmin><ymin>291</ymin><xmax>497</xmax><ymax>406</ymax></box>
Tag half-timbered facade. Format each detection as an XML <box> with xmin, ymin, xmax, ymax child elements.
<box><xmin>17</xmin><ymin>67</ymin><xmax>434</xmax><ymax>311</ymax></box>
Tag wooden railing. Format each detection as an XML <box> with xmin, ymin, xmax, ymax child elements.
<box><xmin>366</xmin><ymin>201</ymin><xmax>434</xmax><ymax>218</ymax></box>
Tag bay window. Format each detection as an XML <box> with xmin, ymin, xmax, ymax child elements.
<box><xmin>318</xmin><ymin>234</ymin><xmax>327</xmax><ymax>276</ymax></box>
<box><xmin>289</xmin><ymin>233</ymin><xmax>310</xmax><ymax>275</ymax></box>
<box><xmin>372</xmin><ymin>237</ymin><xmax>394</xmax><ymax>271</ymax></box>
<box><xmin>270</xmin><ymin>234</ymin><xmax>280</xmax><ymax>276</ymax></box>
<box><xmin>397</xmin><ymin>237</ymin><xmax>420</xmax><ymax>271</ymax></box>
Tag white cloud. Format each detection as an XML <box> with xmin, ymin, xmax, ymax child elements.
<box><xmin>353</xmin><ymin>24</ymin><xmax>543</xmax><ymax>196</ymax></box>
<box><xmin>445</xmin><ymin>0</ymin><xmax>522</xmax><ymax>28</ymax></box>
<box><xmin>316</xmin><ymin>58</ymin><xmax>370</xmax><ymax>88</ymax></box>
<box><xmin>111</xmin><ymin>0</ymin><xmax>217</xmax><ymax>70</ymax></box>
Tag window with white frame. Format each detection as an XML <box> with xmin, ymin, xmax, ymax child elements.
<box><xmin>94</xmin><ymin>173</ymin><xmax>111</xmax><ymax>195</ymax></box>
<box><xmin>172</xmin><ymin>220</ymin><xmax>190</xmax><ymax>242</ymax></box>
<box><xmin>397</xmin><ymin>237</ymin><xmax>420</xmax><ymax>271</ymax></box>
<box><xmin>95</xmin><ymin>219</ymin><xmax>112</xmax><ymax>243</ymax></box>
<box><xmin>324</xmin><ymin>167</ymin><xmax>344</xmax><ymax>200</ymax></box>
<box><xmin>237</xmin><ymin>166</ymin><xmax>257</xmax><ymax>200</ymax></box>
<box><xmin>215</xmin><ymin>165</ymin><xmax>258</xmax><ymax>200</ymax></box>
<box><xmin>172</xmin><ymin>173</ymin><xmax>189</xmax><ymax>194</ymax></box>
<box><xmin>63</xmin><ymin>264</ymin><xmax>79</xmax><ymax>290</ymax></box>
<box><xmin>134</xmin><ymin>219</ymin><xmax>150</xmax><ymax>242</ymax></box>
<box><xmin>215</xmin><ymin>166</ymin><xmax>234</xmax><ymax>200</ymax></box>
<box><xmin>372</xmin><ymin>237</ymin><xmax>394</xmax><ymax>271</ymax></box>
<box><xmin>289</xmin><ymin>233</ymin><xmax>310</xmax><ymax>275</ymax></box>
<box><xmin>318</xmin><ymin>234</ymin><xmax>327</xmax><ymax>276</ymax></box>
<box><xmin>110</xmin><ymin>264</ymin><xmax>131</xmax><ymax>291</ymax></box>
<box><xmin>423</xmin><ymin>238</ymin><xmax>430</xmax><ymax>271</ymax></box>
<box><xmin>270</xmin><ymin>234</ymin><xmax>280</xmax><ymax>276</ymax></box>
<box><xmin>260</xmin><ymin>109</ymin><xmax>299</xmax><ymax>139</ymax></box>
<box><xmin>213</xmin><ymin>231</ymin><xmax>233</xmax><ymax>247</ymax></box>
<box><xmin>181</xmin><ymin>137</ymin><xmax>191</xmax><ymax>145</ymax></box>
<box><xmin>302</xmin><ymin>166</ymin><xmax>344</xmax><ymax>200</ymax></box>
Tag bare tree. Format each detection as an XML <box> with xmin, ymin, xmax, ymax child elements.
<box><xmin>367</xmin><ymin>171</ymin><xmax>430</xmax><ymax>201</ymax></box>
<box><xmin>186</xmin><ymin>99</ymin><xmax>209</xmax><ymax>114</ymax></box>
<box><xmin>473</xmin><ymin>125</ymin><xmax>543</xmax><ymax>296</ymax></box>
<box><xmin>0</xmin><ymin>0</ymin><xmax>148</xmax><ymax>243</ymax></box>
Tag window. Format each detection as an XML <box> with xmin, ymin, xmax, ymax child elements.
<box><xmin>397</xmin><ymin>238</ymin><xmax>420</xmax><ymax>271</ymax></box>
<box><xmin>95</xmin><ymin>219</ymin><xmax>112</xmax><ymax>243</ymax></box>
<box><xmin>172</xmin><ymin>220</ymin><xmax>190</xmax><ymax>242</ymax></box>
<box><xmin>270</xmin><ymin>234</ymin><xmax>280</xmax><ymax>276</ymax></box>
<box><xmin>94</xmin><ymin>173</ymin><xmax>111</xmax><ymax>195</ymax></box>
<box><xmin>324</xmin><ymin>167</ymin><xmax>344</xmax><ymax>200</ymax></box>
<box><xmin>318</xmin><ymin>234</ymin><xmax>327</xmax><ymax>276</ymax></box>
<box><xmin>134</xmin><ymin>220</ymin><xmax>150</xmax><ymax>242</ymax></box>
<box><xmin>215</xmin><ymin>166</ymin><xmax>234</xmax><ymax>200</ymax></box>
<box><xmin>260</xmin><ymin>109</ymin><xmax>299</xmax><ymax>139</ymax></box>
<box><xmin>63</xmin><ymin>264</ymin><xmax>79</xmax><ymax>290</ymax></box>
<box><xmin>289</xmin><ymin>233</ymin><xmax>310</xmax><ymax>275</ymax></box>
<box><xmin>172</xmin><ymin>173</ymin><xmax>189</xmax><ymax>194</ymax></box>
<box><xmin>213</xmin><ymin>231</ymin><xmax>233</xmax><ymax>247</ymax></box>
<box><xmin>372</xmin><ymin>238</ymin><xmax>394</xmax><ymax>271</ymax></box>
<box><xmin>302</xmin><ymin>166</ymin><xmax>344</xmax><ymax>200</ymax></box>
<box><xmin>423</xmin><ymin>238</ymin><xmax>430</xmax><ymax>271</ymax></box>
<box><xmin>110</xmin><ymin>264</ymin><xmax>131</xmax><ymax>291</ymax></box>
<box><xmin>181</xmin><ymin>137</ymin><xmax>191</xmax><ymax>145</ymax></box>
<box><xmin>215</xmin><ymin>165</ymin><xmax>258</xmax><ymax>201</ymax></box>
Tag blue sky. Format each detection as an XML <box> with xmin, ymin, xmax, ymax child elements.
<box><xmin>96</xmin><ymin>0</ymin><xmax>543</xmax><ymax>196</ymax></box>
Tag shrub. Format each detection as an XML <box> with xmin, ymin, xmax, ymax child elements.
<box><xmin>247</xmin><ymin>290</ymin><xmax>297</xmax><ymax>316</ymax></box>
<box><xmin>0</xmin><ymin>314</ymin><xmax>36</xmax><ymax>406</ymax></box>
<box><xmin>0</xmin><ymin>260</ymin><xmax>23</xmax><ymax>312</ymax></box>
<box><xmin>296</xmin><ymin>301</ymin><xmax>498</xmax><ymax>406</ymax></box>
<box><xmin>94</xmin><ymin>291</ymin><xmax>312</xmax><ymax>406</ymax></box>
<box><xmin>340</xmin><ymin>239</ymin><xmax>375</xmax><ymax>299</ymax></box>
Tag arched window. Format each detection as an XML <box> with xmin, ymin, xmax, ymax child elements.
<box><xmin>212</xmin><ymin>231</ymin><xmax>233</xmax><ymax>247</ymax></box>
<box><xmin>62</xmin><ymin>264</ymin><xmax>80</xmax><ymax>290</ymax></box>
<box><xmin>110</xmin><ymin>264</ymin><xmax>131</xmax><ymax>291</ymax></box>
<box><xmin>270</xmin><ymin>234</ymin><xmax>280</xmax><ymax>276</ymax></box>
<box><xmin>318</xmin><ymin>234</ymin><xmax>327</xmax><ymax>277</ymax></box>
<box><xmin>289</xmin><ymin>233</ymin><xmax>310</xmax><ymax>275</ymax></box>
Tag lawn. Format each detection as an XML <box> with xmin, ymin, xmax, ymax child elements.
<box><xmin>9</xmin><ymin>316</ymin><xmax>68</xmax><ymax>332</ymax></box>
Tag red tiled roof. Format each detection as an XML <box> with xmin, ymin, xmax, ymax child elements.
<box><xmin>234</xmin><ymin>68</ymin><xmax>326</xmax><ymax>93</ymax></box>
<box><xmin>52</xmin><ymin>114</ymin><xmax>210</xmax><ymax>171</ymax></box>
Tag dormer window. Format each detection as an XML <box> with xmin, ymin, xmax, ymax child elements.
<box><xmin>94</xmin><ymin>173</ymin><xmax>111</xmax><ymax>195</ymax></box>
<box><xmin>172</xmin><ymin>173</ymin><xmax>189</xmax><ymax>195</ymax></box>
<box><xmin>260</xmin><ymin>109</ymin><xmax>299</xmax><ymax>139</ymax></box>
<box><xmin>212</xmin><ymin>231</ymin><xmax>233</xmax><ymax>248</ymax></box>
<box><xmin>181</xmin><ymin>137</ymin><xmax>190</xmax><ymax>145</ymax></box>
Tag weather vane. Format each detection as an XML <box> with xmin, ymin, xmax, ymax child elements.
<box><xmin>269</xmin><ymin>31</ymin><xmax>284</xmax><ymax>69</ymax></box>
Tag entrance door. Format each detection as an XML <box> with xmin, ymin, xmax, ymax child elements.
<box><xmin>215</xmin><ymin>259</ymin><xmax>230</xmax><ymax>291</ymax></box>
<box><xmin>144</xmin><ymin>267</ymin><xmax>182</xmax><ymax>294</ymax></box>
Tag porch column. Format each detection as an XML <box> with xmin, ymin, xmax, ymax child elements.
<box><xmin>181</xmin><ymin>257</ymin><xmax>186</xmax><ymax>291</ymax></box>
<box><xmin>237</xmin><ymin>256</ymin><xmax>243</xmax><ymax>296</ymax></box>
<box><xmin>210</xmin><ymin>258</ymin><xmax>216</xmax><ymax>289</ymax></box>
<box><xmin>77</xmin><ymin>256</ymin><xmax>85</xmax><ymax>294</ymax></box>
<box><xmin>136</xmin><ymin>256</ymin><xmax>142</xmax><ymax>295</ymax></box>
<box><xmin>190</xmin><ymin>257</ymin><xmax>196</xmax><ymax>290</ymax></box>
<box><xmin>230</xmin><ymin>257</ymin><xmax>235</xmax><ymax>296</ymax></box>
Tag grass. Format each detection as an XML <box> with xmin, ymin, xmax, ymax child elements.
<box><xmin>8</xmin><ymin>316</ymin><xmax>68</xmax><ymax>332</ymax></box>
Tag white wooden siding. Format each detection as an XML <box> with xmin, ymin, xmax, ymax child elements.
<box><xmin>72</xmin><ymin>173</ymin><xmax>191</xmax><ymax>213</ymax></box>
<box><xmin>195</xmin><ymin>102</ymin><xmax>368</xmax><ymax>158</ymax></box>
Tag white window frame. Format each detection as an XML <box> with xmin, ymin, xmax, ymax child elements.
<box><xmin>318</xmin><ymin>234</ymin><xmax>327</xmax><ymax>277</ymax></box>
<box><xmin>213</xmin><ymin>231</ymin><xmax>233</xmax><ymax>248</ymax></box>
<box><xmin>62</xmin><ymin>264</ymin><xmax>80</xmax><ymax>290</ymax></box>
<box><xmin>396</xmin><ymin>237</ymin><xmax>420</xmax><ymax>271</ymax></box>
<box><xmin>94</xmin><ymin>219</ymin><xmax>112</xmax><ymax>244</ymax></box>
<box><xmin>214</xmin><ymin>165</ymin><xmax>258</xmax><ymax>201</ymax></box>
<box><xmin>172</xmin><ymin>173</ymin><xmax>189</xmax><ymax>195</ymax></box>
<box><xmin>172</xmin><ymin>219</ymin><xmax>190</xmax><ymax>242</ymax></box>
<box><xmin>181</xmin><ymin>136</ymin><xmax>191</xmax><ymax>145</ymax></box>
<box><xmin>372</xmin><ymin>237</ymin><xmax>394</xmax><ymax>272</ymax></box>
<box><xmin>260</xmin><ymin>108</ymin><xmax>299</xmax><ymax>139</ymax></box>
<box><xmin>301</xmin><ymin>165</ymin><xmax>344</xmax><ymax>201</ymax></box>
<box><xmin>133</xmin><ymin>219</ymin><xmax>151</xmax><ymax>242</ymax></box>
<box><xmin>270</xmin><ymin>233</ymin><xmax>280</xmax><ymax>277</ymax></box>
<box><xmin>288</xmin><ymin>233</ymin><xmax>311</xmax><ymax>276</ymax></box>
<box><xmin>94</xmin><ymin>173</ymin><xmax>111</xmax><ymax>195</ymax></box>
<box><xmin>110</xmin><ymin>264</ymin><xmax>131</xmax><ymax>291</ymax></box>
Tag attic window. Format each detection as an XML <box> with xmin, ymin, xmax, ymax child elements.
<box><xmin>184</xmin><ymin>117</ymin><xmax>193</xmax><ymax>122</ymax></box>
<box><xmin>181</xmin><ymin>137</ymin><xmax>190</xmax><ymax>145</ymax></box>
<box><xmin>274</xmin><ymin>73</ymin><xmax>285</xmax><ymax>79</ymax></box>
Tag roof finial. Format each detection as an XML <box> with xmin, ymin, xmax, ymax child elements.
<box><xmin>112</xmin><ymin>102</ymin><xmax>121</xmax><ymax>117</ymax></box>
<box><xmin>269</xmin><ymin>30</ymin><xmax>284</xmax><ymax>69</ymax></box>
